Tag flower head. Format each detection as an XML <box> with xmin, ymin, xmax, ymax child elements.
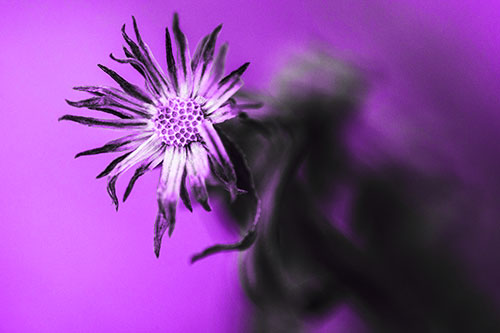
<box><xmin>60</xmin><ymin>14</ymin><xmax>253</xmax><ymax>258</ymax></box>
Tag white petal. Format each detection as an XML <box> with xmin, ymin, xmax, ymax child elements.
<box><xmin>206</xmin><ymin>103</ymin><xmax>238</xmax><ymax>124</ymax></box>
<box><xmin>203</xmin><ymin>78</ymin><xmax>243</xmax><ymax>114</ymax></box>
<box><xmin>158</xmin><ymin>145</ymin><xmax>187</xmax><ymax>201</ymax></box>
<box><xmin>110</xmin><ymin>135</ymin><xmax>162</xmax><ymax>177</ymax></box>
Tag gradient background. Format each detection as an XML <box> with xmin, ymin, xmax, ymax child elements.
<box><xmin>1</xmin><ymin>1</ymin><xmax>500</xmax><ymax>332</ymax></box>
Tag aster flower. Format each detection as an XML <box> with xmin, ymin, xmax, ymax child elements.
<box><xmin>60</xmin><ymin>14</ymin><xmax>259</xmax><ymax>260</ymax></box>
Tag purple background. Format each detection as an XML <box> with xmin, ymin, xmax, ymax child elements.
<box><xmin>1</xmin><ymin>1</ymin><xmax>500</xmax><ymax>331</ymax></box>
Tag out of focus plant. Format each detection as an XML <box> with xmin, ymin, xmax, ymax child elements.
<box><xmin>219</xmin><ymin>49</ymin><xmax>500</xmax><ymax>332</ymax></box>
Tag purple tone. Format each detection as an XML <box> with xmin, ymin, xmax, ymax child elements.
<box><xmin>1</xmin><ymin>1</ymin><xmax>500</xmax><ymax>332</ymax></box>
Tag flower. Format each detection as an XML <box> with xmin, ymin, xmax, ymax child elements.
<box><xmin>60</xmin><ymin>14</ymin><xmax>253</xmax><ymax>258</ymax></box>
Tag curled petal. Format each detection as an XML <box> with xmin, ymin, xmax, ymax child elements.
<box><xmin>58</xmin><ymin>115</ymin><xmax>148</xmax><ymax>129</ymax></box>
<box><xmin>96</xmin><ymin>152</ymin><xmax>132</xmax><ymax>179</ymax></box>
<box><xmin>110</xmin><ymin>53</ymin><xmax>160</xmax><ymax>97</ymax></box>
<box><xmin>154</xmin><ymin>200</ymin><xmax>176</xmax><ymax>258</ymax></box>
<box><xmin>107</xmin><ymin>175</ymin><xmax>119</xmax><ymax>210</ymax></box>
<box><xmin>70</xmin><ymin>86</ymin><xmax>153</xmax><ymax>118</ymax></box>
<box><xmin>122</xmin><ymin>147</ymin><xmax>164</xmax><ymax>202</ymax></box>
<box><xmin>203</xmin><ymin>76</ymin><xmax>245</xmax><ymax>114</ymax></box>
<box><xmin>121</xmin><ymin>21</ymin><xmax>172</xmax><ymax>97</ymax></box>
<box><xmin>179</xmin><ymin>170</ymin><xmax>192</xmax><ymax>212</ymax></box>
<box><xmin>97</xmin><ymin>64</ymin><xmax>153</xmax><ymax>104</ymax></box>
<box><xmin>108</xmin><ymin>136</ymin><xmax>162</xmax><ymax>178</ymax></box>
<box><xmin>218</xmin><ymin>62</ymin><xmax>250</xmax><ymax>87</ymax></box>
<box><xmin>122</xmin><ymin>46</ymin><xmax>147</xmax><ymax>78</ymax></box>
<box><xmin>191</xmin><ymin>224</ymin><xmax>257</xmax><ymax>263</ymax></box>
<box><xmin>198</xmin><ymin>122</ymin><xmax>239</xmax><ymax>200</ymax></box>
<box><xmin>75</xmin><ymin>132</ymin><xmax>150</xmax><ymax>158</ymax></box>
<box><xmin>206</xmin><ymin>100</ymin><xmax>238</xmax><ymax>124</ymax></box>
<box><xmin>192</xmin><ymin>131</ymin><xmax>261</xmax><ymax>263</ymax></box>
<box><xmin>66</xmin><ymin>98</ymin><xmax>133</xmax><ymax>119</ymax></box>
<box><xmin>123</xmin><ymin>163</ymin><xmax>150</xmax><ymax>202</ymax></box>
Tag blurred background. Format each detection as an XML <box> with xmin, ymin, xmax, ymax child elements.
<box><xmin>1</xmin><ymin>1</ymin><xmax>500</xmax><ymax>332</ymax></box>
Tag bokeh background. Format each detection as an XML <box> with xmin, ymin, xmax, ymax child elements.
<box><xmin>1</xmin><ymin>1</ymin><xmax>500</xmax><ymax>332</ymax></box>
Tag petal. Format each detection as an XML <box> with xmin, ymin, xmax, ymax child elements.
<box><xmin>66</xmin><ymin>97</ymin><xmax>134</xmax><ymax>119</ymax></box>
<box><xmin>172</xmin><ymin>13</ymin><xmax>193</xmax><ymax>97</ymax></box>
<box><xmin>191</xmin><ymin>25</ymin><xmax>222</xmax><ymax>97</ymax></box>
<box><xmin>198</xmin><ymin>121</ymin><xmax>238</xmax><ymax>199</ymax></box>
<box><xmin>122</xmin><ymin>21</ymin><xmax>172</xmax><ymax>97</ymax></box>
<box><xmin>97</xmin><ymin>64</ymin><xmax>153</xmax><ymax>104</ymax></box>
<box><xmin>75</xmin><ymin>132</ymin><xmax>151</xmax><ymax>158</ymax></box>
<box><xmin>206</xmin><ymin>100</ymin><xmax>238</xmax><ymax>124</ymax></box>
<box><xmin>158</xmin><ymin>145</ymin><xmax>187</xmax><ymax>202</ymax></box>
<box><xmin>197</xmin><ymin>43</ymin><xmax>228</xmax><ymax>97</ymax></box>
<box><xmin>58</xmin><ymin>115</ymin><xmax>148</xmax><ymax>129</ymax></box>
<box><xmin>179</xmin><ymin>170</ymin><xmax>192</xmax><ymax>212</ymax></box>
<box><xmin>100</xmin><ymin>137</ymin><xmax>163</xmax><ymax>209</ymax></box>
<box><xmin>191</xmin><ymin>131</ymin><xmax>261</xmax><ymax>263</ymax></box>
<box><xmin>96</xmin><ymin>152</ymin><xmax>132</xmax><ymax>179</ymax></box>
<box><xmin>106</xmin><ymin>175</ymin><xmax>119</xmax><ymax>210</ymax></box>
<box><xmin>109</xmin><ymin>52</ymin><xmax>161</xmax><ymax>98</ymax></box>
<box><xmin>96</xmin><ymin>136</ymin><xmax>161</xmax><ymax>181</ymax></box>
<box><xmin>156</xmin><ymin>146</ymin><xmax>187</xmax><ymax>251</ymax></box>
<box><xmin>123</xmin><ymin>163</ymin><xmax>150</xmax><ymax>202</ymax></box>
<box><xmin>204</xmin><ymin>62</ymin><xmax>249</xmax><ymax>99</ymax></box>
<box><xmin>186</xmin><ymin>142</ymin><xmax>211</xmax><ymax>211</ymax></box>
<box><xmin>154</xmin><ymin>200</ymin><xmax>176</xmax><ymax>258</ymax></box>
<box><xmin>123</xmin><ymin>146</ymin><xmax>165</xmax><ymax>202</ymax></box>
<box><xmin>191</xmin><ymin>35</ymin><xmax>209</xmax><ymax>72</ymax></box>
<box><xmin>191</xmin><ymin>224</ymin><xmax>257</xmax><ymax>263</ymax></box>
<box><xmin>70</xmin><ymin>86</ymin><xmax>153</xmax><ymax>118</ymax></box>
<box><xmin>165</xmin><ymin>27</ymin><xmax>179</xmax><ymax>93</ymax></box>
<box><xmin>203</xmin><ymin>72</ymin><xmax>246</xmax><ymax>114</ymax></box>
<box><xmin>122</xmin><ymin>46</ymin><xmax>147</xmax><ymax>78</ymax></box>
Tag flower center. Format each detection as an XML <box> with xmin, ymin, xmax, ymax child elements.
<box><xmin>153</xmin><ymin>97</ymin><xmax>203</xmax><ymax>147</ymax></box>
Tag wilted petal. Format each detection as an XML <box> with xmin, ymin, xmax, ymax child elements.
<box><xmin>197</xmin><ymin>43</ymin><xmax>228</xmax><ymax>97</ymax></box>
<box><xmin>154</xmin><ymin>200</ymin><xmax>176</xmax><ymax>258</ymax></box>
<box><xmin>97</xmin><ymin>64</ymin><xmax>153</xmax><ymax>104</ymax></box>
<box><xmin>191</xmin><ymin>224</ymin><xmax>257</xmax><ymax>263</ymax></box>
<box><xmin>206</xmin><ymin>100</ymin><xmax>238</xmax><ymax>124</ymax></box>
<box><xmin>96</xmin><ymin>152</ymin><xmax>132</xmax><ymax>179</ymax></box>
<box><xmin>108</xmin><ymin>136</ymin><xmax>162</xmax><ymax>177</ymax></box>
<box><xmin>109</xmin><ymin>52</ymin><xmax>160</xmax><ymax>98</ymax></box>
<box><xmin>121</xmin><ymin>22</ymin><xmax>172</xmax><ymax>97</ymax></box>
<box><xmin>186</xmin><ymin>142</ymin><xmax>211</xmax><ymax>211</ymax></box>
<box><xmin>123</xmin><ymin>147</ymin><xmax>165</xmax><ymax>202</ymax></box>
<box><xmin>106</xmin><ymin>175</ymin><xmax>119</xmax><ymax>210</ymax></box>
<box><xmin>75</xmin><ymin>132</ymin><xmax>151</xmax><ymax>158</ymax></box>
<box><xmin>58</xmin><ymin>115</ymin><xmax>148</xmax><ymax>129</ymax></box>
<box><xmin>198</xmin><ymin>122</ymin><xmax>238</xmax><ymax>200</ymax></box>
<box><xmin>191</xmin><ymin>25</ymin><xmax>223</xmax><ymax>97</ymax></box>
<box><xmin>179</xmin><ymin>170</ymin><xmax>192</xmax><ymax>212</ymax></box>
<box><xmin>70</xmin><ymin>86</ymin><xmax>153</xmax><ymax>118</ymax></box>
<box><xmin>158</xmin><ymin>146</ymin><xmax>187</xmax><ymax>200</ymax></box>
<box><xmin>156</xmin><ymin>146</ymin><xmax>187</xmax><ymax>240</ymax></box>
<box><xmin>203</xmin><ymin>69</ymin><xmax>246</xmax><ymax>114</ymax></box>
